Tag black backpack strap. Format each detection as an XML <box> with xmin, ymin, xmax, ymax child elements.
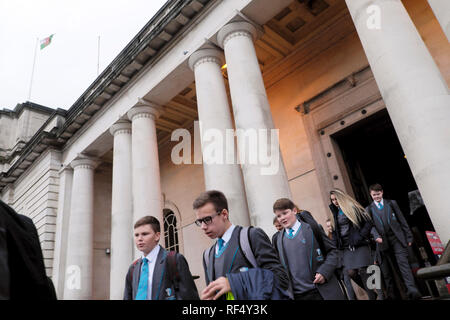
<box><xmin>130</xmin><ymin>258</ymin><xmax>140</xmax><ymax>285</ymax></box>
<box><xmin>297</xmin><ymin>212</ymin><xmax>327</xmax><ymax>256</ymax></box>
<box><xmin>166</xmin><ymin>251</ymin><xmax>180</xmax><ymax>293</ymax></box>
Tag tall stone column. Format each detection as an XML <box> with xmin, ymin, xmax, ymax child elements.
<box><xmin>64</xmin><ymin>156</ymin><xmax>98</xmax><ymax>300</ymax></box>
<box><xmin>127</xmin><ymin>101</ymin><xmax>164</xmax><ymax>234</ymax></box>
<box><xmin>109</xmin><ymin>120</ymin><xmax>133</xmax><ymax>300</ymax></box>
<box><xmin>428</xmin><ymin>0</ymin><xmax>450</xmax><ymax>41</ymax></box>
<box><xmin>188</xmin><ymin>48</ymin><xmax>250</xmax><ymax>226</ymax></box>
<box><xmin>52</xmin><ymin>166</ymin><xmax>73</xmax><ymax>299</ymax></box>
<box><xmin>346</xmin><ymin>0</ymin><xmax>450</xmax><ymax>244</ymax></box>
<box><xmin>217</xmin><ymin>21</ymin><xmax>292</xmax><ymax>235</ymax></box>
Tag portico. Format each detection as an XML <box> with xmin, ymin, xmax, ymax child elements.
<box><xmin>0</xmin><ymin>0</ymin><xmax>446</xmax><ymax>300</ymax></box>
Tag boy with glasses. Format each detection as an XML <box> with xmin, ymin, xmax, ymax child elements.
<box><xmin>194</xmin><ymin>190</ymin><xmax>289</xmax><ymax>300</ymax></box>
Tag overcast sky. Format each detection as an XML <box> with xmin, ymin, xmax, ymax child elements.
<box><xmin>0</xmin><ymin>0</ymin><xmax>167</xmax><ymax>110</ymax></box>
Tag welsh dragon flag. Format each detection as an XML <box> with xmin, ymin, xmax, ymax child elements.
<box><xmin>40</xmin><ymin>34</ymin><xmax>54</xmax><ymax>50</ymax></box>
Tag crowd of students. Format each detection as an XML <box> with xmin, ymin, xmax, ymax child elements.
<box><xmin>125</xmin><ymin>183</ymin><xmax>422</xmax><ymax>300</ymax></box>
<box><xmin>0</xmin><ymin>182</ymin><xmax>421</xmax><ymax>300</ymax></box>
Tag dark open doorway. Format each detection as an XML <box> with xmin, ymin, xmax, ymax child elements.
<box><xmin>333</xmin><ymin>110</ymin><xmax>417</xmax><ymax>210</ymax></box>
<box><xmin>331</xmin><ymin>109</ymin><xmax>436</xmax><ymax>234</ymax></box>
<box><xmin>333</xmin><ymin>109</ymin><xmax>417</xmax><ymax>209</ymax></box>
<box><xmin>332</xmin><ymin>109</ymin><xmax>438</xmax><ymax>297</ymax></box>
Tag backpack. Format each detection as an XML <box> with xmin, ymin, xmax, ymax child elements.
<box><xmin>202</xmin><ymin>227</ymin><xmax>292</xmax><ymax>300</ymax></box>
<box><xmin>203</xmin><ymin>226</ymin><xmax>257</xmax><ymax>282</ymax></box>
<box><xmin>165</xmin><ymin>251</ymin><xmax>181</xmax><ymax>298</ymax></box>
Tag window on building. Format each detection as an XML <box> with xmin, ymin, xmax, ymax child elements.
<box><xmin>163</xmin><ymin>209</ymin><xmax>179</xmax><ymax>252</ymax></box>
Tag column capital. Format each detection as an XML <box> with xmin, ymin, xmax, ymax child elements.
<box><xmin>217</xmin><ymin>21</ymin><xmax>258</xmax><ymax>48</ymax></box>
<box><xmin>188</xmin><ymin>48</ymin><xmax>225</xmax><ymax>71</ymax></box>
<box><xmin>58</xmin><ymin>164</ymin><xmax>74</xmax><ymax>175</ymax></box>
<box><xmin>110</xmin><ymin>120</ymin><xmax>132</xmax><ymax>136</ymax></box>
<box><xmin>127</xmin><ymin>99</ymin><xmax>164</xmax><ymax>121</ymax></box>
<box><xmin>70</xmin><ymin>155</ymin><xmax>100</xmax><ymax>170</ymax></box>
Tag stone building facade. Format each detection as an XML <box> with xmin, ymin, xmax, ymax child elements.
<box><xmin>1</xmin><ymin>0</ymin><xmax>449</xmax><ymax>299</ymax></box>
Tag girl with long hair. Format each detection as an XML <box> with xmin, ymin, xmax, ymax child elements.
<box><xmin>329</xmin><ymin>188</ymin><xmax>378</xmax><ymax>300</ymax></box>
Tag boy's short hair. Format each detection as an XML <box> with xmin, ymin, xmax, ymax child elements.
<box><xmin>273</xmin><ymin>198</ymin><xmax>295</xmax><ymax>212</ymax></box>
<box><xmin>134</xmin><ymin>216</ymin><xmax>160</xmax><ymax>233</ymax></box>
<box><xmin>369</xmin><ymin>183</ymin><xmax>383</xmax><ymax>192</ymax></box>
<box><xmin>273</xmin><ymin>216</ymin><xmax>279</xmax><ymax>224</ymax></box>
<box><xmin>193</xmin><ymin>190</ymin><xmax>228</xmax><ymax>212</ymax></box>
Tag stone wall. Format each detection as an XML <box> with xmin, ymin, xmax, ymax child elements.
<box><xmin>5</xmin><ymin>149</ymin><xmax>61</xmax><ymax>276</ymax></box>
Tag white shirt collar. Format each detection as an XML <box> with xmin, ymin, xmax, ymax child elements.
<box><xmin>219</xmin><ymin>224</ymin><xmax>235</xmax><ymax>244</ymax></box>
<box><xmin>374</xmin><ymin>199</ymin><xmax>384</xmax><ymax>207</ymax></box>
<box><xmin>215</xmin><ymin>224</ymin><xmax>235</xmax><ymax>254</ymax></box>
<box><xmin>142</xmin><ymin>244</ymin><xmax>160</xmax><ymax>263</ymax></box>
<box><xmin>285</xmin><ymin>219</ymin><xmax>301</xmax><ymax>234</ymax></box>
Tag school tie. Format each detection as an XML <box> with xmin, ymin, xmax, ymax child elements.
<box><xmin>377</xmin><ymin>202</ymin><xmax>383</xmax><ymax>210</ymax></box>
<box><xmin>288</xmin><ymin>228</ymin><xmax>294</xmax><ymax>237</ymax></box>
<box><xmin>218</xmin><ymin>238</ymin><xmax>225</xmax><ymax>251</ymax></box>
<box><xmin>135</xmin><ymin>258</ymin><xmax>149</xmax><ymax>300</ymax></box>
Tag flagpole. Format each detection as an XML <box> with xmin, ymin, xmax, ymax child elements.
<box><xmin>97</xmin><ymin>35</ymin><xmax>100</xmax><ymax>76</ymax></box>
<box><xmin>28</xmin><ymin>37</ymin><xmax>39</xmax><ymax>101</ymax></box>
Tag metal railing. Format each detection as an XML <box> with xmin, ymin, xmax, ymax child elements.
<box><xmin>416</xmin><ymin>240</ymin><xmax>450</xmax><ymax>299</ymax></box>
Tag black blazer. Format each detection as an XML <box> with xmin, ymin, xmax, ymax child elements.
<box><xmin>366</xmin><ymin>199</ymin><xmax>413</xmax><ymax>248</ymax></box>
<box><xmin>329</xmin><ymin>204</ymin><xmax>373</xmax><ymax>249</ymax></box>
<box><xmin>0</xmin><ymin>200</ymin><xmax>57</xmax><ymax>300</ymax></box>
<box><xmin>123</xmin><ymin>245</ymin><xmax>199</xmax><ymax>300</ymax></box>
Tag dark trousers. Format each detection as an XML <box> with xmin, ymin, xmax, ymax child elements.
<box><xmin>294</xmin><ymin>288</ymin><xmax>323</xmax><ymax>301</ymax></box>
<box><xmin>380</xmin><ymin>236</ymin><xmax>420</xmax><ymax>299</ymax></box>
<box><xmin>343</xmin><ymin>272</ymin><xmax>357</xmax><ymax>300</ymax></box>
<box><xmin>336</xmin><ymin>267</ymin><xmax>356</xmax><ymax>300</ymax></box>
<box><xmin>346</xmin><ymin>267</ymin><xmax>378</xmax><ymax>300</ymax></box>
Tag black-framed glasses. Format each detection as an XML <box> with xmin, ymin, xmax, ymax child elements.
<box><xmin>194</xmin><ymin>211</ymin><xmax>222</xmax><ymax>227</ymax></box>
